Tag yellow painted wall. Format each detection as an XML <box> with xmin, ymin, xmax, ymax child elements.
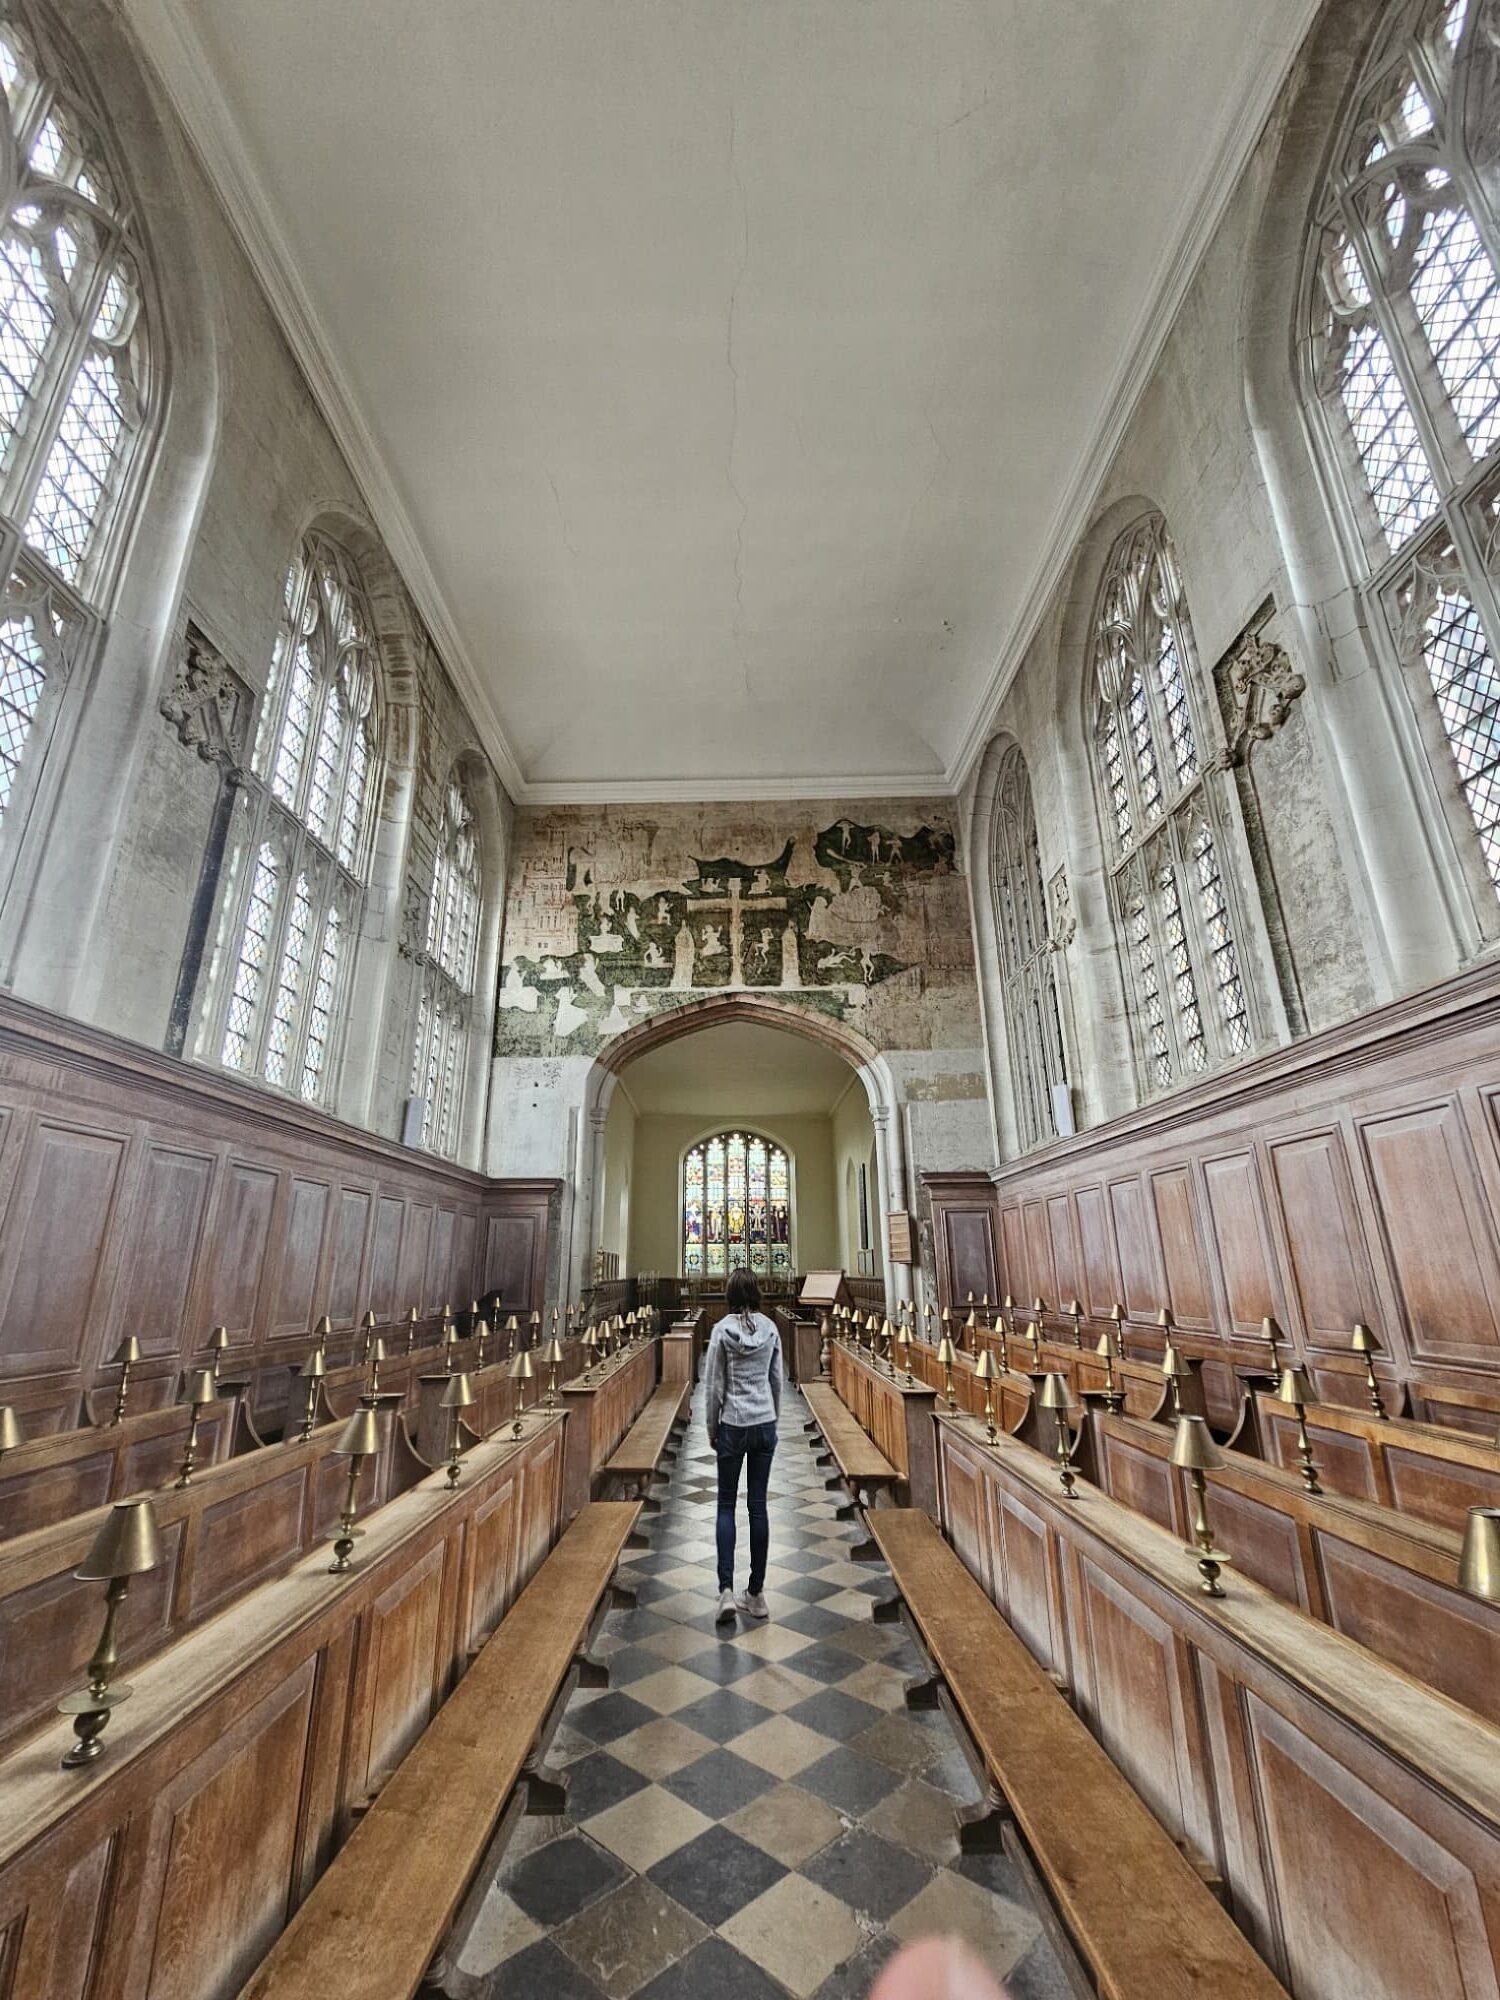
<box><xmin>627</xmin><ymin>1113</ymin><xmax>840</xmax><ymax>1276</ymax></box>
<box><xmin>599</xmin><ymin>1089</ymin><xmax>636</xmax><ymax>1265</ymax></box>
<box><xmin>832</xmin><ymin>1082</ymin><xmax>876</xmax><ymax>1272</ymax></box>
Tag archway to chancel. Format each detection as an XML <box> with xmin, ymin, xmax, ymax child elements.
<box><xmin>573</xmin><ymin>994</ymin><xmax>899</xmax><ymax>1307</ymax></box>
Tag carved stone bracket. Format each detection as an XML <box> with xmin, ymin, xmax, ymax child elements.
<box><xmin>1212</xmin><ymin>626</ymin><xmax>1306</xmax><ymax>770</ymax></box>
<box><xmin>1046</xmin><ymin>866</ymin><xmax>1075</xmax><ymax>953</ymax></box>
<box><xmin>160</xmin><ymin>621</ymin><xmax>254</xmax><ymax>773</ymax></box>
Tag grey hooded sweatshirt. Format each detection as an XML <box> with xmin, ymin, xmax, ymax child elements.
<box><xmin>705</xmin><ymin>1310</ymin><xmax>784</xmax><ymax>1437</ymax></box>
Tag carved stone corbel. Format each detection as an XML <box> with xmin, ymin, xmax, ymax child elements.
<box><xmin>1214</xmin><ymin>629</ymin><xmax>1305</xmax><ymax>770</ymax></box>
<box><xmin>160</xmin><ymin>621</ymin><xmax>254</xmax><ymax>774</ymax></box>
<box><xmin>1046</xmin><ymin>866</ymin><xmax>1075</xmax><ymax>953</ymax></box>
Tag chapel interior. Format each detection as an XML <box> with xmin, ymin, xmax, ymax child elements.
<box><xmin>0</xmin><ymin>2</ymin><xmax>1497</xmax><ymax>1998</ymax></box>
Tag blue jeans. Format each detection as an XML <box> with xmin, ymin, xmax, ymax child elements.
<box><xmin>714</xmin><ymin>1420</ymin><xmax>776</xmax><ymax>1593</ymax></box>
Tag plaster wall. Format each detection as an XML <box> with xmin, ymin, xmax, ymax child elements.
<box><xmin>627</xmin><ymin>1113</ymin><xmax>839</xmax><ymax>1276</ymax></box>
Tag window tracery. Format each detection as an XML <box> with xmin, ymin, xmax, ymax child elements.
<box><xmin>1089</xmin><ymin>517</ymin><xmax>1254</xmax><ymax>1093</ymax></box>
<box><xmin>200</xmin><ymin>534</ymin><xmax>379</xmax><ymax>1105</ymax></box>
<box><xmin>409</xmin><ymin>771</ymin><xmax>481</xmax><ymax>1157</ymax></box>
<box><xmin>1306</xmin><ymin>0</ymin><xmax>1500</xmax><ymax>908</ymax></box>
<box><xmin>683</xmin><ymin>1132</ymin><xmax>792</xmax><ymax>1280</ymax></box>
<box><xmin>990</xmin><ymin>744</ymin><xmax>1069</xmax><ymax>1149</ymax></box>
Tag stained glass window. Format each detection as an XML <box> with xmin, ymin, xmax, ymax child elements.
<box><xmin>1090</xmin><ymin>516</ymin><xmax>1254</xmax><ymax>1094</ymax></box>
<box><xmin>0</xmin><ymin>7</ymin><xmax>149</xmax><ymax>870</ymax></box>
<box><xmin>409</xmin><ymin>771</ymin><xmax>483</xmax><ymax>1158</ymax></box>
<box><xmin>200</xmin><ymin>534</ymin><xmax>378</xmax><ymax>1104</ymax></box>
<box><xmin>991</xmin><ymin>744</ymin><xmax>1068</xmax><ymax>1149</ymax></box>
<box><xmin>1306</xmin><ymin>0</ymin><xmax>1500</xmax><ymax>913</ymax></box>
<box><xmin>682</xmin><ymin>1132</ymin><xmax>792</xmax><ymax>1279</ymax></box>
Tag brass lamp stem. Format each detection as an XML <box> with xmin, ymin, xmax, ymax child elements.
<box><xmin>1101</xmin><ymin>1344</ymin><xmax>1122</xmax><ymax>1412</ymax></box>
<box><xmin>1185</xmin><ymin>1468</ymin><xmax>1226</xmax><ymax>1597</ymax></box>
<box><xmin>330</xmin><ymin>1456</ymin><xmax>362</xmax><ymax>1574</ymax></box>
<box><xmin>111</xmin><ymin>1356</ymin><xmax>133</xmax><ymax>1428</ymax></box>
<box><xmin>174</xmin><ymin>1404</ymin><xmax>204</xmax><ymax>1490</ymax></box>
<box><xmin>301</xmin><ymin>1377</ymin><xmax>320</xmax><ymax>1440</ymax></box>
<box><xmin>943</xmin><ymin>1361</ymin><xmax>954</xmax><ymax>1408</ymax></box>
<box><xmin>1055</xmin><ymin>1412</ymin><xmax>1078</xmax><ymax>1500</ymax></box>
<box><xmin>446</xmin><ymin>1410</ymin><xmax>463</xmax><ymax>1488</ymax></box>
<box><xmin>983</xmin><ymin>1382</ymin><xmax>997</xmax><ymax>1444</ymax></box>
<box><xmin>1292</xmin><ymin>1404</ymin><xmax>1321</xmax><ymax>1494</ymax></box>
<box><xmin>61</xmin><ymin>1575</ymin><xmax>130</xmax><ymax>1766</ymax></box>
<box><xmin>1363</xmin><ymin>1353</ymin><xmax>1386</xmax><ymax>1420</ymax></box>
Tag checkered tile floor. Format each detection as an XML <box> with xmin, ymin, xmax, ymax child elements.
<box><xmin>461</xmin><ymin>1387</ymin><xmax>1072</xmax><ymax>1999</ymax></box>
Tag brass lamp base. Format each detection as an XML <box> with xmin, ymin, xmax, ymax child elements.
<box><xmin>1193</xmin><ymin>1548</ymin><xmax>1230</xmax><ymax>1598</ymax></box>
<box><xmin>59</xmin><ymin>1683</ymin><xmax>132</xmax><ymax>1765</ymax></box>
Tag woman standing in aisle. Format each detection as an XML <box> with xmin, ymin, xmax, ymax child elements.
<box><xmin>705</xmin><ymin>1267</ymin><xmax>783</xmax><ymax>1621</ymax></box>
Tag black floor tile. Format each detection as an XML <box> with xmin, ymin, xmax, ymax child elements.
<box><xmin>778</xmin><ymin>1603</ymin><xmax>857</xmax><ymax>1640</ymax></box>
<box><xmin>636</xmin><ymin>1936</ymin><xmax>790</xmax><ymax>2000</ymax></box>
<box><xmin>503</xmin><ymin>1832</ymin><xmax>629</xmax><ymax>1926</ymax></box>
<box><xmin>797</xmin><ymin>1747</ymin><xmax>905</xmax><ymax>1816</ymax></box>
<box><xmin>645</xmin><ymin>1825</ymin><xmax>787</xmax><ymax>1928</ymax></box>
<box><xmin>811</xmin><ymin>1932</ymin><xmax>903</xmax><ymax>2000</ymax></box>
<box><xmin>563</xmin><ymin>1750</ymin><xmax>651</xmax><ymax>1823</ymax></box>
<box><xmin>489</xmin><ymin>1938</ymin><xmax>608</xmax><ymax>1997</ymax></box>
<box><xmin>800</xmin><ymin>1825</ymin><xmax>934</xmax><ymax>1920</ymax></box>
<box><xmin>569</xmin><ymin>1691</ymin><xmax>660</xmax><ymax>1746</ymax></box>
<box><xmin>670</xmin><ymin>1688</ymin><xmax>775</xmax><ymax>1743</ymax></box>
<box><xmin>778</xmin><ymin>1639</ymin><xmax>865</xmax><ymax>1684</ymax></box>
<box><xmin>786</xmin><ymin>1687</ymin><xmax>884</xmax><ymax>1742</ymax></box>
<box><xmin>662</xmin><ymin>1746</ymin><xmax>779</xmax><ymax>1818</ymax></box>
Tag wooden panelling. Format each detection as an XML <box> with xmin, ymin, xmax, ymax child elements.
<box><xmin>1046</xmin><ymin>1193</ymin><xmax>1079</xmax><ymax>1305</ymax></box>
<box><xmin>115</xmin><ymin>1144</ymin><xmax>216</xmax><ymax>1359</ymax></box>
<box><xmin>1022</xmin><ymin>1201</ymin><xmax>1055</xmax><ymax>1303</ymax></box>
<box><xmin>0</xmin><ymin>1120</ymin><xmax>125</xmax><ymax>1379</ymax></box>
<box><xmin>1151</xmin><ymin>1167</ymin><xmax>1214</xmax><ymax>1331</ymax></box>
<box><xmin>207</xmin><ymin>1163</ymin><xmax>278</xmax><ymax>1347</ymax></box>
<box><xmin>426</xmin><ymin>1208</ymin><xmax>454</xmax><ymax>1311</ymax></box>
<box><xmin>1202</xmin><ymin>1151</ymin><xmax>1279</xmax><ymax>1336</ymax></box>
<box><xmin>326</xmin><ymin>1190</ymin><xmax>369</xmax><ymax>1328</ymax></box>
<box><xmin>1074</xmin><ymin>1183</ymin><xmax>1120</xmax><ymax>1314</ymax></box>
<box><xmin>925</xmin><ymin>1175</ymin><xmax>999</xmax><ymax>1312</ymax></box>
<box><xmin>274</xmin><ymin>1178</ymin><xmax>329</xmax><ymax>1337</ymax></box>
<box><xmin>368</xmin><ymin>1198</ymin><xmax>403</xmax><ymax>1318</ymax></box>
<box><xmin>1360</xmin><ymin>1100</ymin><xmax>1500</xmax><ymax>1368</ymax></box>
<box><xmin>398</xmin><ymin>1205</ymin><xmax>433</xmax><ymax>1317</ymax></box>
<box><xmin>358</xmin><ymin>1541</ymin><xmax>448</xmax><ymax>1795</ymax></box>
<box><xmin>980</xmin><ymin>959</ymin><xmax>1500</xmax><ymax>1416</ymax></box>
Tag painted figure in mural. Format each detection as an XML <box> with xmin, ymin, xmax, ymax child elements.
<box><xmin>656</xmin><ymin>897</ymin><xmax>671</xmax><ymax>923</ymax></box>
<box><xmin>565</xmin><ymin>844</ymin><xmax>596</xmax><ymax>892</ymax></box>
<box><xmin>751</xmin><ymin>869</ymin><xmax>771</xmax><ymax>895</ymax></box>
<box><xmin>701</xmin><ymin>924</ymin><xmax>725</xmax><ymax>957</ymax></box>
<box><xmin>644</xmin><ymin>940</ymin><xmax>666</xmax><ymax>969</ymax></box>
<box><xmin>625</xmin><ymin>908</ymin><xmax>641</xmax><ymax>940</ymax></box>
<box><xmin>781</xmin><ymin>922</ymin><xmax>801</xmax><ymax>989</ymax></box>
<box><xmin>579</xmin><ymin>953</ymin><xmax>607</xmax><ymax>997</ymax></box>
<box><xmin>672</xmin><ymin>921</ymin><xmax>696</xmax><ymax>988</ymax></box>
<box><xmin>554</xmin><ymin>986</ymin><xmax>588</xmax><ymax>1036</ymax></box>
<box><xmin>499</xmin><ymin>961</ymin><xmax>540</xmax><ymax>1012</ymax></box>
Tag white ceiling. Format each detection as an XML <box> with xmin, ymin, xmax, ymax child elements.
<box><xmin>617</xmin><ymin>1020</ymin><xmax>857</xmax><ymax>1116</ymax></box>
<box><xmin>132</xmin><ymin>0</ymin><xmax>1314</xmax><ymax>800</ymax></box>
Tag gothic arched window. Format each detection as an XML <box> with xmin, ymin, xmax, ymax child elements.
<box><xmin>410</xmin><ymin>770</ymin><xmax>481</xmax><ymax>1157</ymax></box>
<box><xmin>992</xmin><ymin>745</ymin><xmax>1068</xmax><ymax>1148</ymax></box>
<box><xmin>202</xmin><ymin>534</ymin><xmax>380</xmax><ymax>1103</ymax></box>
<box><xmin>683</xmin><ymin>1131</ymin><xmax>792</xmax><ymax>1281</ymax></box>
<box><xmin>0</xmin><ymin>4</ymin><xmax>149</xmax><ymax>844</ymax></box>
<box><xmin>1090</xmin><ymin>516</ymin><xmax>1254</xmax><ymax>1093</ymax></box>
<box><xmin>1305</xmin><ymin>0</ymin><xmax>1500</xmax><ymax>914</ymax></box>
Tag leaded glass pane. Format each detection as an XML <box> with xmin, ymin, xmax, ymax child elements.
<box><xmin>991</xmin><ymin>744</ymin><xmax>1069</xmax><ymax>1150</ymax></box>
<box><xmin>685</xmin><ymin>1132</ymin><xmax>791</xmax><ymax>1280</ymax></box>
<box><xmin>221</xmin><ymin>843</ymin><xmax>279</xmax><ymax>1073</ymax></box>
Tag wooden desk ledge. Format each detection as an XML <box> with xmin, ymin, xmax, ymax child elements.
<box><xmin>868</xmin><ymin>1510</ymin><xmax>1289</xmax><ymax>2000</ymax></box>
<box><xmin>238</xmin><ymin>1500</ymin><xmax>641</xmax><ymax>2000</ymax></box>
<box><xmin>802</xmin><ymin>1384</ymin><xmax>898</xmax><ymax>1483</ymax></box>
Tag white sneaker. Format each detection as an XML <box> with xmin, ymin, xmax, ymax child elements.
<box><xmin>738</xmin><ymin>1591</ymin><xmax>769</xmax><ymax>1620</ymax></box>
<box><xmin>716</xmin><ymin>1588</ymin><xmax>737</xmax><ymax>1621</ymax></box>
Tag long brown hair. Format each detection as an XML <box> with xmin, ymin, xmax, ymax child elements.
<box><xmin>726</xmin><ymin>1267</ymin><xmax>761</xmax><ymax>1330</ymax></box>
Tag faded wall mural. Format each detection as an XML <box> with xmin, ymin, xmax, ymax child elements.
<box><xmin>497</xmin><ymin>801</ymin><xmax>983</xmax><ymax>1058</ymax></box>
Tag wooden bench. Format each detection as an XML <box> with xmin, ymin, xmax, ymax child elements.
<box><xmin>239</xmin><ymin>1499</ymin><xmax>641</xmax><ymax>2000</ymax></box>
<box><xmin>602</xmin><ymin>1380</ymin><xmax>690</xmax><ymax>1518</ymax></box>
<box><xmin>802</xmin><ymin>1381</ymin><xmax>899</xmax><ymax>1559</ymax></box>
<box><xmin>868</xmin><ymin>1509</ymin><xmax>1288</xmax><ymax>2000</ymax></box>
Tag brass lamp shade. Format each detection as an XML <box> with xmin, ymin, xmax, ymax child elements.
<box><xmin>880</xmin><ymin>1318</ymin><xmax>894</xmax><ymax>1343</ymax></box>
<box><xmin>77</xmin><ymin>1498</ymin><xmax>163</xmax><ymax>1581</ymax></box>
<box><xmin>1002</xmin><ymin>1294</ymin><xmax>1015</xmax><ymax>1312</ymax></box>
<box><xmin>964</xmin><ymin>1309</ymin><xmax>978</xmax><ymax>1331</ymax></box>
<box><xmin>973</xmin><ymin>1350</ymin><xmax>998</xmax><ymax>1382</ymax></box>
<box><xmin>1350</xmin><ymin>1323</ymin><xmax>1380</xmax><ymax>1356</ymax></box>
<box><xmin>207</xmin><ymin>1326</ymin><xmax>230</xmax><ymax>1354</ymax></box>
<box><xmin>440</xmin><ymin>1370</ymin><xmax>475</xmax><ymax>1411</ymax></box>
<box><xmin>335</xmin><ymin>1407</ymin><xmax>382</xmax><ymax>1459</ymax></box>
<box><xmin>112</xmin><ymin>1335</ymin><xmax>142</xmax><ymax>1367</ymax></box>
<box><xmin>1032</xmin><ymin>1297</ymin><xmax>1047</xmax><ymax>1315</ymax></box>
<box><xmin>1161</xmin><ymin>1342</ymin><xmax>1185</xmax><ymax>1377</ymax></box>
<box><xmin>543</xmin><ymin>1338</ymin><xmax>566</xmax><ymax>1365</ymax></box>
<box><xmin>506</xmin><ymin>1314</ymin><xmax>520</xmax><ymax>1335</ymax></box>
<box><xmin>367</xmin><ymin>1337</ymin><xmax>387</xmax><ymax>1366</ymax></box>
<box><xmin>184</xmin><ymin>1368</ymin><xmax>216</xmax><ymax>1407</ymax></box>
<box><xmin>0</xmin><ymin>1404</ymin><xmax>22</xmax><ymax>1452</ymax></box>
<box><xmin>1108</xmin><ymin>1302</ymin><xmax>1126</xmax><ymax>1324</ymax></box>
<box><xmin>299</xmin><ymin>1348</ymin><xmax>327</xmax><ymax>1380</ymax></box>
<box><xmin>1066</xmin><ymin>1299</ymin><xmax>1083</xmax><ymax>1317</ymax></box>
<box><xmin>1156</xmin><ymin>1307</ymin><xmax>1175</xmax><ymax>1331</ymax></box>
<box><xmin>936</xmin><ymin>1336</ymin><xmax>957</xmax><ymax>1366</ymax></box>
<box><xmin>1458</xmin><ymin>1508</ymin><xmax>1500</xmax><ymax>1602</ymax></box>
<box><xmin>316</xmin><ymin>1314</ymin><xmax>333</xmax><ymax>1337</ymax></box>
<box><xmin>1275</xmin><ymin>1366</ymin><xmax>1316</xmax><ymax>1408</ymax></box>
<box><xmin>361</xmin><ymin>1309</ymin><xmax>376</xmax><ymax>1332</ymax></box>
<box><xmin>1095</xmin><ymin>1333</ymin><xmax>1114</xmax><ymax>1357</ymax></box>
<box><xmin>1170</xmin><ymin>1414</ymin><xmax>1221</xmax><ymax>1472</ymax></box>
<box><xmin>1038</xmin><ymin>1373</ymin><xmax>1071</xmax><ymax>1412</ymax></box>
<box><xmin>510</xmin><ymin>1349</ymin><xmax>536</xmax><ymax>1381</ymax></box>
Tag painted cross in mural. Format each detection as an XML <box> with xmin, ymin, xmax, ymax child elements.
<box><xmin>497</xmin><ymin>812</ymin><xmax>958</xmax><ymax>1059</ymax></box>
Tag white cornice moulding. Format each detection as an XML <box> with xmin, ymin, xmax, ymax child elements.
<box><xmin>122</xmin><ymin>0</ymin><xmax>528</xmax><ymax>805</ymax></box>
<box><xmin>942</xmin><ymin>0</ymin><xmax>1322</xmax><ymax>798</ymax></box>
<box><xmin>127</xmin><ymin>0</ymin><xmax>1317</xmax><ymax>813</ymax></box>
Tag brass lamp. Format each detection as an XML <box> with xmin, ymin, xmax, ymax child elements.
<box><xmin>207</xmin><ymin>1325</ymin><xmax>230</xmax><ymax>1381</ymax></box>
<box><xmin>1065</xmin><ymin>1299</ymin><xmax>1085</xmax><ymax>1351</ymax></box>
<box><xmin>509</xmin><ymin>1348</ymin><xmax>535</xmax><ymax>1436</ymax></box>
<box><xmin>531</xmin><ymin>1309</ymin><xmax>543</xmax><ymax>1349</ymax></box>
<box><xmin>360</xmin><ymin>1308</ymin><xmax>377</xmax><ymax>1363</ymax></box>
<box><xmin>1032</xmin><ymin>1296</ymin><xmax>1049</xmax><ymax>1330</ymax></box>
<box><xmin>474</xmin><ymin>1315</ymin><xmax>491</xmax><ymax>1371</ymax></box>
<box><xmin>1260</xmin><ymin>1315</ymin><xmax>1285</xmax><ymax>1378</ymax></box>
<box><xmin>329</xmin><ymin>1406</ymin><xmax>382</xmax><ymax>1573</ymax></box>
<box><xmin>973</xmin><ymin>1348</ymin><xmax>1000</xmax><ymax>1443</ymax></box>
<box><xmin>936</xmin><ymin>1334</ymin><xmax>958</xmax><ymax>1408</ymax></box>
<box><xmin>59</xmin><ymin>1497</ymin><xmax>163</xmax><ymax>1767</ymax></box>
<box><xmin>298</xmin><ymin>1347</ymin><xmax>327</xmax><ymax>1439</ymax></box>
<box><xmin>406</xmin><ymin>1305</ymin><xmax>420</xmax><ymax>1355</ymax></box>
<box><xmin>1161</xmin><ymin>1338</ymin><xmax>1186</xmax><ymax>1416</ymax></box>
<box><xmin>1170</xmin><ymin>1414</ymin><xmax>1230</xmax><ymax>1598</ymax></box>
<box><xmin>896</xmin><ymin>1321</ymin><xmax>914</xmax><ymax>1386</ymax></box>
<box><xmin>1039</xmin><ymin>1373</ymin><xmax>1078</xmax><ymax>1498</ymax></box>
<box><xmin>174</xmin><ymin>1368</ymin><xmax>217</xmax><ymax>1488</ymax></box>
<box><xmin>442</xmin><ymin>1314</ymin><xmax>460</xmax><ymax>1375</ymax></box>
<box><xmin>505</xmin><ymin>1314</ymin><xmax>519</xmax><ymax>1360</ymax></box>
<box><xmin>1350</xmin><ymin>1324</ymin><xmax>1386</xmax><ymax>1419</ymax></box>
<box><xmin>864</xmin><ymin>1311</ymin><xmax>878</xmax><ymax>1352</ymax></box>
<box><xmin>1025</xmin><ymin>1318</ymin><xmax>1043</xmax><ymax>1366</ymax></box>
<box><xmin>109</xmin><ymin>1336</ymin><xmax>141</xmax><ymax>1426</ymax></box>
<box><xmin>1095</xmin><ymin>1330</ymin><xmax>1124</xmax><ymax>1413</ymax></box>
<box><xmin>1108</xmin><ymin>1302</ymin><xmax>1128</xmax><ymax>1352</ymax></box>
<box><xmin>880</xmin><ymin>1318</ymin><xmax>896</xmax><ymax>1377</ymax></box>
<box><xmin>543</xmin><ymin>1336</ymin><xmax>566</xmax><ymax>1404</ymax></box>
<box><xmin>441</xmin><ymin>1371</ymin><xmax>475</xmax><ymax>1487</ymax></box>
<box><xmin>365</xmin><ymin>1336</ymin><xmax>387</xmax><ymax>1401</ymax></box>
<box><xmin>1458</xmin><ymin>1507</ymin><xmax>1500</xmax><ymax>1602</ymax></box>
<box><xmin>581</xmin><ymin>1323</ymin><xmax>599</xmax><ymax>1375</ymax></box>
<box><xmin>963</xmin><ymin>1307</ymin><xmax>978</xmax><ymax>1356</ymax></box>
<box><xmin>314</xmin><ymin>1313</ymin><xmax>332</xmax><ymax>1355</ymax></box>
<box><xmin>1275</xmin><ymin>1367</ymin><xmax>1322</xmax><ymax>1494</ymax></box>
<box><xmin>0</xmin><ymin>1403</ymin><xmax>23</xmax><ymax>1461</ymax></box>
<box><xmin>922</xmin><ymin>1299</ymin><xmax>935</xmax><ymax>1342</ymax></box>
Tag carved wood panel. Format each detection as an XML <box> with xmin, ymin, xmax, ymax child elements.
<box><xmin>326</xmin><ymin>1188</ymin><xmax>369</xmax><ymax>1328</ymax></box>
<box><xmin>1202</xmin><ymin>1150</ymin><xmax>1279</xmax><ymax>1336</ymax></box>
<box><xmin>205</xmin><ymin>1162</ymin><xmax>278</xmax><ymax>1349</ymax></box>
<box><xmin>1266</xmin><ymin>1130</ymin><xmax>1375</xmax><ymax>1350</ymax></box>
<box><xmin>1073</xmin><ymin>1183</ymin><xmax>1120</xmax><ymax>1315</ymax></box>
<box><xmin>398</xmin><ymin>1204</ymin><xmax>432</xmax><ymax>1317</ymax></box>
<box><xmin>1109</xmin><ymin>1177</ymin><xmax>1160</xmax><ymax>1315</ymax></box>
<box><xmin>1152</xmin><ymin>1166</ymin><xmax>1215</xmax><ymax>1332</ymax></box>
<box><xmin>357</xmin><ymin>1539</ymin><xmax>449</xmax><ymax>1796</ymax></box>
<box><xmin>0</xmin><ymin>1119</ymin><xmax>126</xmax><ymax>1379</ymax></box>
<box><xmin>273</xmin><ymin>1177</ymin><xmax>329</xmax><ymax>1338</ymax></box>
<box><xmin>114</xmin><ymin>1143</ymin><xmax>215</xmax><ymax>1363</ymax></box>
<box><xmin>368</xmin><ymin>1197</ymin><xmax>403</xmax><ymax>1318</ymax></box>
